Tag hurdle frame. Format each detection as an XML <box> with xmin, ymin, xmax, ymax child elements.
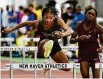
<box><xmin>23</xmin><ymin>38</ymin><xmax>53</xmax><ymax>79</ymax></box>
<box><xmin>22</xmin><ymin>38</ymin><xmax>40</xmax><ymax>63</ymax></box>
<box><xmin>22</xmin><ymin>38</ymin><xmax>39</xmax><ymax>78</ymax></box>
<box><xmin>99</xmin><ymin>53</ymin><xmax>103</xmax><ymax>79</ymax></box>
<box><xmin>4</xmin><ymin>62</ymin><xmax>103</xmax><ymax>79</ymax></box>
<box><xmin>1</xmin><ymin>46</ymin><xmax>38</xmax><ymax>79</ymax></box>
<box><xmin>0</xmin><ymin>38</ymin><xmax>14</xmax><ymax>78</ymax></box>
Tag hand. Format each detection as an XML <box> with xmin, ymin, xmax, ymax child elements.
<box><xmin>54</xmin><ymin>31</ymin><xmax>63</xmax><ymax>39</ymax></box>
<box><xmin>2</xmin><ymin>28</ymin><xmax>12</xmax><ymax>34</ymax></box>
<box><xmin>78</xmin><ymin>35</ymin><xmax>87</xmax><ymax>41</ymax></box>
<box><xmin>97</xmin><ymin>47</ymin><xmax>103</xmax><ymax>53</ymax></box>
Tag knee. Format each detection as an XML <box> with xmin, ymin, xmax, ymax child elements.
<box><xmin>81</xmin><ymin>73</ymin><xmax>89</xmax><ymax>78</ymax></box>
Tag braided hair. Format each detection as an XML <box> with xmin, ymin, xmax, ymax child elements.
<box><xmin>42</xmin><ymin>7</ymin><xmax>59</xmax><ymax>17</ymax></box>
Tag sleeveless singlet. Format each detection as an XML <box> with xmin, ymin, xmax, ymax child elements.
<box><xmin>37</xmin><ymin>18</ymin><xmax>61</xmax><ymax>41</ymax></box>
<box><xmin>78</xmin><ymin>21</ymin><xmax>100</xmax><ymax>61</ymax></box>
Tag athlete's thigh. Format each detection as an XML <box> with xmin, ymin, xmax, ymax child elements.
<box><xmin>51</xmin><ymin>51</ymin><xmax>71</xmax><ymax>71</ymax></box>
<box><xmin>80</xmin><ymin>61</ymin><xmax>89</xmax><ymax>78</ymax></box>
<box><xmin>51</xmin><ymin>51</ymin><xmax>69</xmax><ymax>63</ymax></box>
<box><xmin>37</xmin><ymin>39</ymin><xmax>48</xmax><ymax>57</ymax></box>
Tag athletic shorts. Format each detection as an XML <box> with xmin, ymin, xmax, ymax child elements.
<box><xmin>50</xmin><ymin>41</ymin><xmax>62</xmax><ymax>56</ymax></box>
<box><xmin>78</xmin><ymin>53</ymin><xmax>100</xmax><ymax>63</ymax></box>
<box><xmin>37</xmin><ymin>40</ymin><xmax>62</xmax><ymax>57</ymax></box>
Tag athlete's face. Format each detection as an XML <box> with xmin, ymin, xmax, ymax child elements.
<box><xmin>85</xmin><ymin>9</ymin><xmax>96</xmax><ymax>21</ymax></box>
<box><xmin>43</xmin><ymin>13</ymin><xmax>55</xmax><ymax>24</ymax></box>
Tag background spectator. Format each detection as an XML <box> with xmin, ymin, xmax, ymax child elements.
<box><xmin>72</xmin><ymin>6</ymin><xmax>85</xmax><ymax>30</ymax></box>
<box><xmin>62</xmin><ymin>7</ymin><xmax>74</xmax><ymax>46</ymax></box>
<box><xmin>16</xmin><ymin>6</ymin><xmax>24</xmax><ymax>24</ymax></box>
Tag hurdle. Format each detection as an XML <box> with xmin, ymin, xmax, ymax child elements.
<box><xmin>0</xmin><ymin>38</ymin><xmax>14</xmax><ymax>78</ymax></box>
<box><xmin>99</xmin><ymin>53</ymin><xmax>103</xmax><ymax>78</ymax></box>
<box><xmin>4</xmin><ymin>62</ymin><xmax>103</xmax><ymax>79</ymax></box>
<box><xmin>0</xmin><ymin>38</ymin><xmax>52</xmax><ymax>79</ymax></box>
<box><xmin>0</xmin><ymin>38</ymin><xmax>14</xmax><ymax>63</ymax></box>
<box><xmin>22</xmin><ymin>38</ymin><xmax>40</xmax><ymax>78</ymax></box>
<box><xmin>1</xmin><ymin>46</ymin><xmax>38</xmax><ymax>79</ymax></box>
<box><xmin>22</xmin><ymin>38</ymin><xmax>40</xmax><ymax>63</ymax></box>
<box><xmin>19</xmin><ymin>38</ymin><xmax>54</xmax><ymax>79</ymax></box>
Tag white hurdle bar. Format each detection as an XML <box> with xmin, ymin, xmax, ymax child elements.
<box><xmin>23</xmin><ymin>38</ymin><xmax>62</xmax><ymax>42</ymax></box>
<box><xmin>0</xmin><ymin>38</ymin><xmax>14</xmax><ymax>42</ymax></box>
<box><xmin>23</xmin><ymin>38</ymin><xmax>40</xmax><ymax>42</ymax></box>
<box><xmin>5</xmin><ymin>63</ymin><xmax>103</xmax><ymax>78</ymax></box>
<box><xmin>5</xmin><ymin>63</ymin><xmax>103</xmax><ymax>69</ymax></box>
<box><xmin>1</xmin><ymin>46</ymin><xmax>38</xmax><ymax>79</ymax></box>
